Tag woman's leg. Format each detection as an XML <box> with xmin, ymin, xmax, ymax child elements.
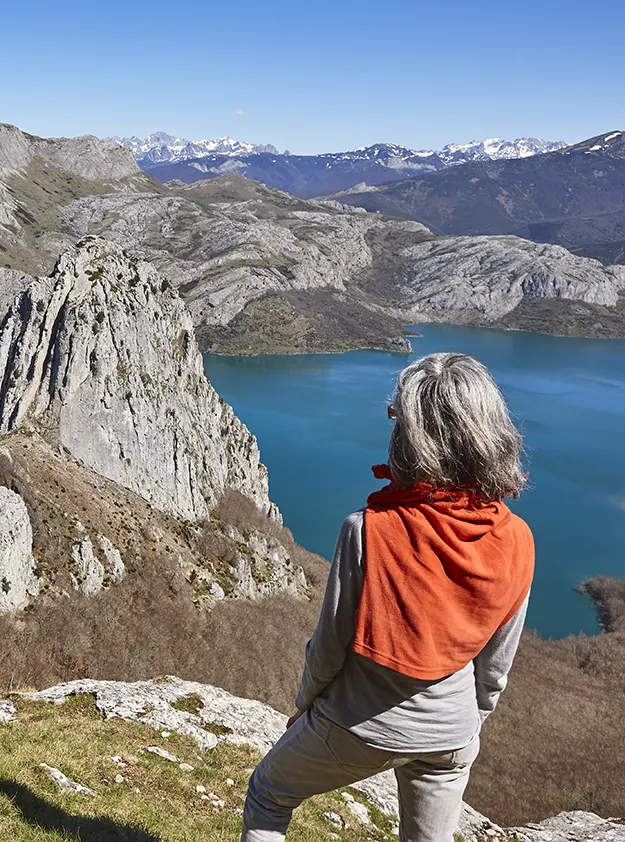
<box><xmin>394</xmin><ymin>735</ymin><xmax>480</xmax><ymax>842</ymax></box>
<box><xmin>241</xmin><ymin>709</ymin><xmax>394</xmax><ymax>842</ymax></box>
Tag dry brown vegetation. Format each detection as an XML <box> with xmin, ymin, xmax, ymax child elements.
<box><xmin>0</xmin><ymin>433</ymin><xmax>326</xmax><ymax>715</ymax></box>
<box><xmin>466</xmin><ymin>628</ymin><xmax>625</xmax><ymax>825</ymax></box>
<box><xmin>0</xmin><ymin>432</ymin><xmax>624</xmax><ymax>826</ymax></box>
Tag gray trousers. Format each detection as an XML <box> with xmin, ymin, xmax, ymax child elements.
<box><xmin>241</xmin><ymin>709</ymin><xmax>480</xmax><ymax>842</ymax></box>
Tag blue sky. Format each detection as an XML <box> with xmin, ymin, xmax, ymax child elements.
<box><xmin>2</xmin><ymin>0</ymin><xmax>623</xmax><ymax>153</ymax></box>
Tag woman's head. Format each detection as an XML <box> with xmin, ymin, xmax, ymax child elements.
<box><xmin>388</xmin><ymin>352</ymin><xmax>525</xmax><ymax>499</ymax></box>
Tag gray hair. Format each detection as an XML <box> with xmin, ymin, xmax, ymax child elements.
<box><xmin>388</xmin><ymin>353</ymin><xmax>525</xmax><ymax>500</ymax></box>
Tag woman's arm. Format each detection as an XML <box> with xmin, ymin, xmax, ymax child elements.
<box><xmin>473</xmin><ymin>592</ymin><xmax>530</xmax><ymax>723</ymax></box>
<box><xmin>295</xmin><ymin>510</ymin><xmax>365</xmax><ymax>712</ymax></box>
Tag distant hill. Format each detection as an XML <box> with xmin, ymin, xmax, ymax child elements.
<box><xmin>340</xmin><ymin>131</ymin><xmax>625</xmax><ymax>264</ymax></box>
<box><xmin>111</xmin><ymin>134</ymin><xmax>566</xmax><ymax>199</ymax></box>
<box><xmin>3</xmin><ymin>124</ymin><xmax>625</xmax><ymax>349</ymax></box>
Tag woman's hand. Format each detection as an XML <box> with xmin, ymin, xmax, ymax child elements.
<box><xmin>286</xmin><ymin>710</ymin><xmax>305</xmax><ymax>729</ymax></box>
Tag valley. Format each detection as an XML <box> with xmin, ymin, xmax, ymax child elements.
<box><xmin>3</xmin><ymin>124</ymin><xmax>625</xmax><ymax>358</ymax></box>
<box><xmin>0</xmin><ymin>122</ymin><xmax>625</xmax><ymax>837</ymax></box>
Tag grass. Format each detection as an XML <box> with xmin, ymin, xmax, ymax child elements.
<box><xmin>0</xmin><ymin>694</ymin><xmax>394</xmax><ymax>842</ymax></box>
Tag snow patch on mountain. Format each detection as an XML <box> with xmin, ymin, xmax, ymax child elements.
<box><xmin>109</xmin><ymin>133</ymin><xmax>566</xmax><ymax>170</ymax></box>
<box><xmin>107</xmin><ymin>131</ymin><xmax>279</xmax><ymax>164</ymax></box>
<box><xmin>435</xmin><ymin>137</ymin><xmax>567</xmax><ymax>165</ymax></box>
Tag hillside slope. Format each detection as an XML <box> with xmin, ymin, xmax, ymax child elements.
<box><xmin>341</xmin><ymin>131</ymin><xmax>625</xmax><ymax>264</ymax></box>
<box><xmin>3</xmin><ymin>124</ymin><xmax>625</xmax><ymax>349</ymax></box>
<box><xmin>0</xmin><ymin>677</ymin><xmax>619</xmax><ymax>841</ymax></box>
<box><xmin>0</xmin><ymin>123</ymin><xmax>161</xmax><ymax>276</ymax></box>
<box><xmin>0</xmin><ymin>234</ymin><xmax>624</xmax><ymax>828</ymax></box>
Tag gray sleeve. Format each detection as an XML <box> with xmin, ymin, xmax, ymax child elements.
<box><xmin>473</xmin><ymin>592</ymin><xmax>530</xmax><ymax>723</ymax></box>
<box><xmin>295</xmin><ymin>510</ymin><xmax>365</xmax><ymax>712</ymax></box>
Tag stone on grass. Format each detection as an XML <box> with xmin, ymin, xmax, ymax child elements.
<box><xmin>0</xmin><ymin>700</ymin><xmax>17</xmax><ymax>724</ymax></box>
<box><xmin>179</xmin><ymin>762</ymin><xmax>195</xmax><ymax>772</ymax></box>
<box><xmin>346</xmin><ymin>799</ymin><xmax>371</xmax><ymax>825</ymax></box>
<box><xmin>40</xmin><ymin>764</ymin><xmax>95</xmax><ymax>796</ymax></box>
<box><xmin>143</xmin><ymin>746</ymin><xmax>178</xmax><ymax>763</ymax></box>
<box><xmin>323</xmin><ymin>811</ymin><xmax>345</xmax><ymax>829</ymax></box>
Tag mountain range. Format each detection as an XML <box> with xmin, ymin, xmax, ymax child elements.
<box><xmin>2</xmin><ymin>123</ymin><xmax>625</xmax><ymax>354</ymax></box>
<box><xmin>106</xmin><ymin>131</ymin><xmax>280</xmax><ymax>163</ymax></box>
<box><xmin>109</xmin><ymin>133</ymin><xmax>566</xmax><ymax>199</ymax></box>
<box><xmin>1</xmin><ymin>123</ymin><xmax>625</xmax><ymax>835</ymax></box>
<box><xmin>340</xmin><ymin>131</ymin><xmax>625</xmax><ymax>264</ymax></box>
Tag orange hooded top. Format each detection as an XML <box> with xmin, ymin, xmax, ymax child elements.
<box><xmin>352</xmin><ymin>465</ymin><xmax>535</xmax><ymax>681</ymax></box>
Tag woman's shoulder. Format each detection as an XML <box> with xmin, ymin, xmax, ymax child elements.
<box><xmin>508</xmin><ymin>510</ymin><xmax>535</xmax><ymax>547</ymax></box>
<box><xmin>337</xmin><ymin>509</ymin><xmax>365</xmax><ymax>548</ymax></box>
<box><xmin>342</xmin><ymin>509</ymin><xmax>365</xmax><ymax>530</ymax></box>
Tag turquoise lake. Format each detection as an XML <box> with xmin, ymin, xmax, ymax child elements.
<box><xmin>204</xmin><ymin>324</ymin><xmax>625</xmax><ymax>639</ymax></box>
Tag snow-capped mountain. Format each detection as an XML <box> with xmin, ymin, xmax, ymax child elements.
<box><xmin>106</xmin><ymin>131</ymin><xmax>279</xmax><ymax>164</ymax></box>
<box><xmin>338</xmin><ymin>129</ymin><xmax>625</xmax><ymax>265</ymax></box>
<box><xmin>435</xmin><ymin>137</ymin><xmax>567</xmax><ymax>165</ymax></box>
<box><xmin>111</xmin><ymin>133</ymin><xmax>567</xmax><ymax>198</ymax></box>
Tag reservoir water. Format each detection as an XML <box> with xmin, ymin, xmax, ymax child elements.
<box><xmin>204</xmin><ymin>324</ymin><xmax>625</xmax><ymax>639</ymax></box>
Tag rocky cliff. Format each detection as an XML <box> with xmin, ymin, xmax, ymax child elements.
<box><xmin>0</xmin><ymin>237</ymin><xmax>270</xmax><ymax>521</ymax></box>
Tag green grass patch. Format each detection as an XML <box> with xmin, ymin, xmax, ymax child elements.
<box><xmin>0</xmin><ymin>694</ymin><xmax>391</xmax><ymax>841</ymax></box>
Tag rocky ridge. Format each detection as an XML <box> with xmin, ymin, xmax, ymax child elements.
<box><xmin>0</xmin><ymin>123</ymin><xmax>160</xmax><ymax>277</ymax></box>
<box><xmin>58</xmin><ymin>176</ymin><xmax>625</xmax><ymax>347</ymax></box>
<box><xmin>3</xmin><ymin>125</ymin><xmax>625</xmax><ymax>349</ymax></box>
<box><xmin>384</xmin><ymin>235</ymin><xmax>625</xmax><ymax>324</ymax></box>
<box><xmin>0</xmin><ymin>237</ymin><xmax>271</xmax><ymax>520</ymax></box>
<box><xmin>24</xmin><ymin>677</ymin><xmax>625</xmax><ymax>842</ymax></box>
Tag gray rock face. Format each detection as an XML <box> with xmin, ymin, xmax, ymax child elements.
<box><xmin>71</xmin><ymin>537</ymin><xmax>105</xmax><ymax>595</ymax></box>
<box><xmin>25</xmin><ymin>678</ymin><xmax>625</xmax><ymax>841</ymax></box>
<box><xmin>0</xmin><ymin>237</ymin><xmax>271</xmax><ymax>520</ymax></box>
<box><xmin>59</xmin><ymin>182</ymin><xmax>431</xmax><ymax>334</ymax></box>
<box><xmin>394</xmin><ymin>236</ymin><xmax>625</xmax><ymax>322</ymax></box>
<box><xmin>509</xmin><ymin>811</ymin><xmax>625</xmax><ymax>841</ymax></box>
<box><xmin>0</xmin><ymin>123</ymin><xmax>138</xmax><ymax>180</ymax></box>
<box><xmin>0</xmin><ymin>487</ymin><xmax>40</xmax><ymax>611</ymax></box>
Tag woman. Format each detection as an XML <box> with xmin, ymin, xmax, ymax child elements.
<box><xmin>241</xmin><ymin>353</ymin><xmax>535</xmax><ymax>842</ymax></box>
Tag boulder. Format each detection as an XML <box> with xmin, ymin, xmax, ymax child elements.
<box><xmin>0</xmin><ymin>487</ymin><xmax>40</xmax><ymax>611</ymax></box>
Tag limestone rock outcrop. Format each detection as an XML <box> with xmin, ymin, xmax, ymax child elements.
<box><xmin>0</xmin><ymin>487</ymin><xmax>40</xmax><ymax>611</ymax></box>
<box><xmin>25</xmin><ymin>678</ymin><xmax>625</xmax><ymax>841</ymax></box>
<box><xmin>0</xmin><ymin>237</ymin><xmax>272</xmax><ymax>520</ymax></box>
<box><xmin>393</xmin><ymin>235</ymin><xmax>625</xmax><ymax>322</ymax></box>
<box><xmin>60</xmin><ymin>177</ymin><xmax>625</xmax><ymax>345</ymax></box>
<box><xmin>59</xmin><ymin>180</ymin><xmax>432</xmax><ymax>336</ymax></box>
<box><xmin>0</xmin><ymin>123</ymin><xmax>139</xmax><ymax>181</ymax></box>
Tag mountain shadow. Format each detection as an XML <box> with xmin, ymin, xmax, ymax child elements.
<box><xmin>0</xmin><ymin>778</ymin><xmax>161</xmax><ymax>841</ymax></box>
